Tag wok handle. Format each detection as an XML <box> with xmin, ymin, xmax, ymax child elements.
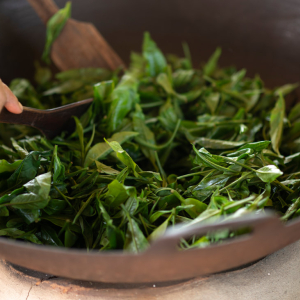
<box><xmin>27</xmin><ymin>0</ymin><xmax>59</xmax><ymax>24</ymax></box>
<box><xmin>147</xmin><ymin>212</ymin><xmax>300</xmax><ymax>254</ymax></box>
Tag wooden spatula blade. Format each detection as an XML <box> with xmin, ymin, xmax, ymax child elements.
<box><xmin>27</xmin><ymin>0</ymin><xmax>125</xmax><ymax>71</ymax></box>
<box><xmin>51</xmin><ymin>20</ymin><xmax>125</xmax><ymax>71</ymax></box>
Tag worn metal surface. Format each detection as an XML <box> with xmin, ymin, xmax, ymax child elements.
<box><xmin>0</xmin><ymin>213</ymin><xmax>300</xmax><ymax>283</ymax></box>
<box><xmin>1</xmin><ymin>239</ymin><xmax>300</xmax><ymax>299</ymax></box>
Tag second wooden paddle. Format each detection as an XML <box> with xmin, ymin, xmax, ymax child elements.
<box><xmin>27</xmin><ymin>0</ymin><xmax>125</xmax><ymax>71</ymax></box>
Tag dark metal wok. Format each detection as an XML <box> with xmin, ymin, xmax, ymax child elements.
<box><xmin>1</xmin><ymin>0</ymin><xmax>300</xmax><ymax>283</ymax></box>
<box><xmin>0</xmin><ymin>213</ymin><xmax>300</xmax><ymax>283</ymax></box>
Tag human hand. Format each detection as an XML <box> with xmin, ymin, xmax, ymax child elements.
<box><xmin>0</xmin><ymin>79</ymin><xmax>23</xmax><ymax>114</ymax></box>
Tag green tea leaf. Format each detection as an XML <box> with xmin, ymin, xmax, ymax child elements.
<box><xmin>53</xmin><ymin>145</ymin><xmax>65</xmax><ymax>183</ymax></box>
<box><xmin>173</xmin><ymin>69</ymin><xmax>194</xmax><ymax>89</ymax></box>
<box><xmin>124</xmin><ymin>216</ymin><xmax>149</xmax><ymax>253</ymax></box>
<box><xmin>195</xmin><ymin>138</ymin><xmax>245</xmax><ymax>150</ymax></box>
<box><xmin>0</xmin><ymin>160</ymin><xmax>22</xmax><ymax>174</ymax></box>
<box><xmin>256</xmin><ymin>165</ymin><xmax>283</xmax><ymax>183</ymax></box>
<box><xmin>5</xmin><ymin>172</ymin><xmax>51</xmax><ymax>209</ymax></box>
<box><xmin>42</xmin><ymin>216</ymin><xmax>81</xmax><ymax>233</ymax></box>
<box><xmin>95</xmin><ymin>161</ymin><xmax>120</xmax><ymax>175</ymax></box>
<box><xmin>107</xmin><ymin>78</ymin><xmax>139</xmax><ymax>134</ymax></box>
<box><xmin>143</xmin><ymin>32</ymin><xmax>167</xmax><ymax>77</ymax></box>
<box><xmin>43</xmin><ymin>80</ymin><xmax>83</xmax><ymax>95</ymax></box>
<box><xmin>56</xmin><ymin>68</ymin><xmax>110</xmax><ymax>82</ymax></box>
<box><xmin>42</xmin><ymin>2</ymin><xmax>72</xmax><ymax>64</ymax></box>
<box><xmin>10</xmin><ymin>79</ymin><xmax>43</xmax><ymax>109</ymax></box>
<box><xmin>148</xmin><ymin>216</ymin><xmax>171</xmax><ymax>241</ymax></box>
<box><xmin>0</xmin><ymin>207</ymin><xmax>9</xmax><ymax>217</ymax></box>
<box><xmin>38</xmin><ymin>225</ymin><xmax>63</xmax><ymax>246</ymax></box>
<box><xmin>274</xmin><ymin>83</ymin><xmax>298</xmax><ymax>97</ymax></box>
<box><xmin>193</xmin><ymin>174</ymin><xmax>231</xmax><ymax>201</ymax></box>
<box><xmin>288</xmin><ymin>102</ymin><xmax>300</xmax><ymax>123</ymax></box>
<box><xmin>184</xmin><ymin>198</ymin><xmax>208</xmax><ymax>218</ymax></box>
<box><xmin>239</xmin><ymin>141</ymin><xmax>271</xmax><ymax>152</ymax></box>
<box><xmin>7</xmin><ymin>151</ymin><xmax>50</xmax><ymax>187</ymax></box>
<box><xmin>2</xmin><ymin>29</ymin><xmax>300</xmax><ymax>253</ymax></box>
<box><xmin>11</xmin><ymin>139</ymin><xmax>28</xmax><ymax>158</ymax></box>
<box><xmin>64</xmin><ymin>228</ymin><xmax>78</xmax><ymax>248</ymax></box>
<box><xmin>105</xmin><ymin>180</ymin><xmax>129</xmax><ymax>208</ymax></box>
<box><xmin>105</xmin><ymin>140</ymin><xmax>141</xmax><ymax>177</ymax></box>
<box><xmin>132</xmin><ymin>104</ymin><xmax>156</xmax><ymax>166</ymax></box>
<box><xmin>93</xmin><ymin>80</ymin><xmax>115</xmax><ymax>117</ymax></box>
<box><xmin>270</xmin><ymin>94</ymin><xmax>285</xmax><ymax>155</ymax></box>
<box><xmin>73</xmin><ymin>116</ymin><xmax>85</xmax><ymax>164</ymax></box>
<box><xmin>193</xmin><ymin>146</ymin><xmax>235</xmax><ymax>173</ymax></box>
<box><xmin>203</xmin><ymin>47</ymin><xmax>222</xmax><ymax>76</ymax></box>
<box><xmin>0</xmin><ymin>228</ymin><xmax>42</xmax><ymax>244</ymax></box>
<box><xmin>205</xmin><ymin>92</ymin><xmax>220</xmax><ymax>114</ymax></box>
<box><xmin>43</xmin><ymin>199</ymin><xmax>67</xmax><ymax>215</ymax></box>
<box><xmin>84</xmin><ymin>131</ymin><xmax>139</xmax><ymax>167</ymax></box>
<box><xmin>157</xmin><ymin>73</ymin><xmax>187</xmax><ymax>102</ymax></box>
<box><xmin>15</xmin><ymin>208</ymin><xmax>40</xmax><ymax>224</ymax></box>
<box><xmin>34</xmin><ymin>61</ymin><xmax>52</xmax><ymax>85</ymax></box>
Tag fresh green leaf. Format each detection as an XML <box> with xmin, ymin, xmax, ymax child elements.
<box><xmin>124</xmin><ymin>214</ymin><xmax>149</xmax><ymax>253</ymax></box>
<box><xmin>256</xmin><ymin>165</ymin><xmax>283</xmax><ymax>183</ymax></box>
<box><xmin>42</xmin><ymin>2</ymin><xmax>72</xmax><ymax>64</ymax></box>
<box><xmin>53</xmin><ymin>145</ymin><xmax>65</xmax><ymax>182</ymax></box>
<box><xmin>3</xmin><ymin>172</ymin><xmax>51</xmax><ymax>209</ymax></box>
<box><xmin>270</xmin><ymin>94</ymin><xmax>285</xmax><ymax>155</ymax></box>
<box><xmin>105</xmin><ymin>180</ymin><xmax>129</xmax><ymax>208</ymax></box>
<box><xmin>84</xmin><ymin>131</ymin><xmax>139</xmax><ymax>167</ymax></box>
<box><xmin>7</xmin><ymin>151</ymin><xmax>50</xmax><ymax>187</ymax></box>
<box><xmin>105</xmin><ymin>140</ymin><xmax>141</xmax><ymax>177</ymax></box>
<box><xmin>274</xmin><ymin>83</ymin><xmax>298</xmax><ymax>97</ymax></box>
<box><xmin>0</xmin><ymin>228</ymin><xmax>42</xmax><ymax>244</ymax></box>
<box><xmin>203</xmin><ymin>47</ymin><xmax>222</xmax><ymax>76</ymax></box>
<box><xmin>195</xmin><ymin>138</ymin><xmax>245</xmax><ymax>150</ymax></box>
<box><xmin>0</xmin><ymin>160</ymin><xmax>22</xmax><ymax>174</ymax></box>
<box><xmin>143</xmin><ymin>32</ymin><xmax>167</xmax><ymax>77</ymax></box>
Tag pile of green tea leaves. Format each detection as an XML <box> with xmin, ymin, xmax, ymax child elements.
<box><xmin>1</xmin><ymin>29</ymin><xmax>300</xmax><ymax>252</ymax></box>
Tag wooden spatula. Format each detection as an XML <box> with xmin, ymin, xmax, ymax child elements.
<box><xmin>0</xmin><ymin>1</ymin><xmax>124</xmax><ymax>139</ymax></box>
<box><xmin>27</xmin><ymin>0</ymin><xmax>125</xmax><ymax>70</ymax></box>
<box><xmin>0</xmin><ymin>99</ymin><xmax>93</xmax><ymax>139</ymax></box>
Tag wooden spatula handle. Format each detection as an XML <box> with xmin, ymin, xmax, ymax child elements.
<box><xmin>0</xmin><ymin>107</ymin><xmax>40</xmax><ymax>127</ymax></box>
<box><xmin>0</xmin><ymin>99</ymin><xmax>93</xmax><ymax>139</ymax></box>
<box><xmin>27</xmin><ymin>0</ymin><xmax>59</xmax><ymax>24</ymax></box>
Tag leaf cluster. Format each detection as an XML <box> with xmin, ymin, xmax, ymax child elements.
<box><xmin>1</xmin><ymin>13</ymin><xmax>300</xmax><ymax>251</ymax></box>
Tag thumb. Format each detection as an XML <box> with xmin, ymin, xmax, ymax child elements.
<box><xmin>0</xmin><ymin>79</ymin><xmax>23</xmax><ymax>114</ymax></box>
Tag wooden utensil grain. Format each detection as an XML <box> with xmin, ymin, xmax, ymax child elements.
<box><xmin>0</xmin><ymin>99</ymin><xmax>93</xmax><ymax>139</ymax></box>
<box><xmin>27</xmin><ymin>0</ymin><xmax>125</xmax><ymax>71</ymax></box>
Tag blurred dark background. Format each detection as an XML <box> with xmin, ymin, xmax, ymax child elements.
<box><xmin>1</xmin><ymin>0</ymin><xmax>300</xmax><ymax>87</ymax></box>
